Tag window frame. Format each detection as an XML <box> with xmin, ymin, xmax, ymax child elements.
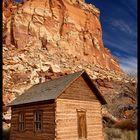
<box><xmin>18</xmin><ymin>112</ymin><xmax>25</xmax><ymax>132</ymax></box>
<box><xmin>34</xmin><ymin>110</ymin><xmax>43</xmax><ymax>132</ymax></box>
<box><xmin>77</xmin><ymin>109</ymin><xmax>87</xmax><ymax>139</ymax></box>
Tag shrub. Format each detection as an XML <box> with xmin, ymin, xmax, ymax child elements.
<box><xmin>3</xmin><ymin>127</ymin><xmax>10</xmax><ymax>140</ymax></box>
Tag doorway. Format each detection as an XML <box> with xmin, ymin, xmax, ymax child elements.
<box><xmin>77</xmin><ymin>110</ymin><xmax>87</xmax><ymax>139</ymax></box>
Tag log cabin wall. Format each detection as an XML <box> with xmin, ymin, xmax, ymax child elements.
<box><xmin>55</xmin><ymin>99</ymin><xmax>104</xmax><ymax>140</ymax></box>
<box><xmin>58</xmin><ymin>76</ymin><xmax>98</xmax><ymax>101</ymax></box>
<box><xmin>55</xmin><ymin>76</ymin><xmax>104</xmax><ymax>140</ymax></box>
<box><xmin>9</xmin><ymin>102</ymin><xmax>55</xmax><ymax>140</ymax></box>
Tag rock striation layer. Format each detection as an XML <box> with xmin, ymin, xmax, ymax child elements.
<box><xmin>3</xmin><ymin>0</ymin><xmax>122</xmax><ymax>72</ymax></box>
<box><xmin>3</xmin><ymin>0</ymin><xmax>124</xmax><ymax>115</ymax></box>
<box><xmin>3</xmin><ymin>2</ymin><xmax>138</xmax><ymax>139</ymax></box>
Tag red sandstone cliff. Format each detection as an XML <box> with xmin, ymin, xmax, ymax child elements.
<box><xmin>3</xmin><ymin>0</ymin><xmax>121</xmax><ymax>71</ymax></box>
<box><xmin>3</xmin><ymin>1</ymin><xmax>137</xmax><ymax>139</ymax></box>
<box><xmin>3</xmin><ymin>0</ymin><xmax>124</xmax><ymax>110</ymax></box>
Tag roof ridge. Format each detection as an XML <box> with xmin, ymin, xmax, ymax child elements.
<box><xmin>34</xmin><ymin>70</ymin><xmax>84</xmax><ymax>86</ymax></box>
<box><xmin>55</xmin><ymin>70</ymin><xmax>85</xmax><ymax>99</ymax></box>
<box><xmin>8</xmin><ymin>70</ymin><xmax>85</xmax><ymax>107</ymax></box>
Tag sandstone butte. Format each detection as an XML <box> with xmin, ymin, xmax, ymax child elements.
<box><xmin>3</xmin><ymin>0</ymin><xmax>123</xmax><ymax>72</ymax></box>
<box><xmin>3</xmin><ymin>0</ymin><xmax>126</xmax><ymax>119</ymax></box>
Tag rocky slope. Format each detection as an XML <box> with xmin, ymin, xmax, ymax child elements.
<box><xmin>3</xmin><ymin>0</ymin><xmax>137</xmax><ymax>139</ymax></box>
<box><xmin>3</xmin><ymin>0</ymin><xmax>124</xmax><ymax>105</ymax></box>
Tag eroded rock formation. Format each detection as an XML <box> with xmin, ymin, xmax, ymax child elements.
<box><xmin>3</xmin><ymin>0</ymin><xmax>125</xmax><ymax>123</ymax></box>
<box><xmin>3</xmin><ymin>1</ymin><xmax>137</xmax><ymax>139</ymax></box>
<box><xmin>3</xmin><ymin>0</ymin><xmax>122</xmax><ymax>73</ymax></box>
<box><xmin>3</xmin><ymin>0</ymin><xmax>124</xmax><ymax>104</ymax></box>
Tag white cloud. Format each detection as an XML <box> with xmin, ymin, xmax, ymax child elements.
<box><xmin>111</xmin><ymin>19</ymin><xmax>134</xmax><ymax>35</ymax></box>
<box><xmin>119</xmin><ymin>56</ymin><xmax>137</xmax><ymax>75</ymax></box>
<box><xmin>103</xmin><ymin>39</ymin><xmax>136</xmax><ymax>55</ymax></box>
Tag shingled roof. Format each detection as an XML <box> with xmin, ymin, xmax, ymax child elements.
<box><xmin>8</xmin><ymin>70</ymin><xmax>107</xmax><ymax>106</ymax></box>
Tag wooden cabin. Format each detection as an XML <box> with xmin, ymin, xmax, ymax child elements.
<box><xmin>8</xmin><ymin>70</ymin><xmax>107</xmax><ymax>140</ymax></box>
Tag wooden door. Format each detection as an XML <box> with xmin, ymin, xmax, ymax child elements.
<box><xmin>77</xmin><ymin>110</ymin><xmax>87</xmax><ymax>139</ymax></box>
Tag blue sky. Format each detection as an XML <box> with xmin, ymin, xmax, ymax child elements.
<box><xmin>86</xmin><ymin>0</ymin><xmax>137</xmax><ymax>75</ymax></box>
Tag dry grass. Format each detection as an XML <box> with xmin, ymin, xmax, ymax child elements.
<box><xmin>104</xmin><ymin>127</ymin><xmax>137</xmax><ymax>140</ymax></box>
<box><xmin>3</xmin><ymin>127</ymin><xmax>10</xmax><ymax>140</ymax></box>
<box><xmin>114</xmin><ymin>119</ymin><xmax>137</xmax><ymax>130</ymax></box>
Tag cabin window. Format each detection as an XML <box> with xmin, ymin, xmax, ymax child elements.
<box><xmin>34</xmin><ymin>111</ymin><xmax>43</xmax><ymax>132</ymax></box>
<box><xmin>18</xmin><ymin>112</ymin><xmax>25</xmax><ymax>131</ymax></box>
<box><xmin>77</xmin><ymin>110</ymin><xmax>87</xmax><ymax>139</ymax></box>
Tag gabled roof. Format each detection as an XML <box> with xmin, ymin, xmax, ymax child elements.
<box><xmin>8</xmin><ymin>70</ymin><xmax>107</xmax><ymax>107</ymax></box>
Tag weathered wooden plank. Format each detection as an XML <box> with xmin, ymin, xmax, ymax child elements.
<box><xmin>10</xmin><ymin>74</ymin><xmax>104</xmax><ymax>140</ymax></box>
<box><xmin>56</xmin><ymin>103</ymin><xmax>101</xmax><ymax>107</ymax></box>
<box><xmin>10</xmin><ymin>102</ymin><xmax>56</xmax><ymax>140</ymax></box>
<box><xmin>58</xmin><ymin>76</ymin><xmax>98</xmax><ymax>101</ymax></box>
<box><xmin>55</xmin><ymin>99</ymin><xmax>104</xmax><ymax>140</ymax></box>
<box><xmin>87</xmin><ymin>131</ymin><xmax>103</xmax><ymax>135</ymax></box>
<box><xmin>56</xmin><ymin>133</ymin><xmax>78</xmax><ymax>137</ymax></box>
<box><xmin>10</xmin><ymin>135</ymin><xmax>55</xmax><ymax>140</ymax></box>
<box><xmin>13</xmin><ymin>107</ymin><xmax>55</xmax><ymax>113</ymax></box>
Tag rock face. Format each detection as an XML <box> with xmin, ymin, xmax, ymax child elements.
<box><xmin>3</xmin><ymin>0</ymin><xmax>121</xmax><ymax>71</ymax></box>
<box><xmin>3</xmin><ymin>0</ymin><xmax>125</xmax><ymax>120</ymax></box>
<box><xmin>3</xmin><ymin>1</ymin><xmax>137</xmax><ymax>139</ymax></box>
